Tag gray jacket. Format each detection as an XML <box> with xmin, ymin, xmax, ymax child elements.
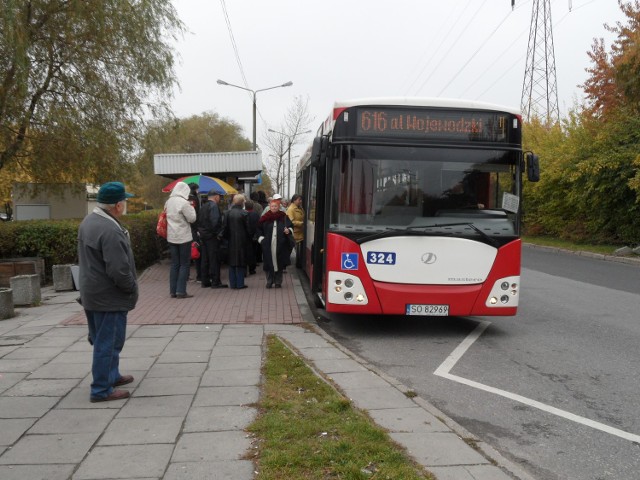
<box><xmin>78</xmin><ymin>208</ymin><xmax>138</xmax><ymax>311</ymax></box>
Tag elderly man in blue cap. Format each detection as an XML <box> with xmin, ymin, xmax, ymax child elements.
<box><xmin>78</xmin><ymin>182</ymin><xmax>138</xmax><ymax>402</ymax></box>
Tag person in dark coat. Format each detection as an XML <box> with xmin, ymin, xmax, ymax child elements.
<box><xmin>245</xmin><ymin>200</ymin><xmax>260</xmax><ymax>275</ymax></box>
<box><xmin>187</xmin><ymin>183</ymin><xmax>202</xmax><ymax>282</ymax></box>
<box><xmin>257</xmin><ymin>199</ymin><xmax>294</xmax><ymax>288</ymax></box>
<box><xmin>78</xmin><ymin>182</ymin><xmax>137</xmax><ymax>402</ymax></box>
<box><xmin>226</xmin><ymin>194</ymin><xmax>250</xmax><ymax>289</ymax></box>
<box><xmin>198</xmin><ymin>190</ymin><xmax>227</xmax><ymax>288</ymax></box>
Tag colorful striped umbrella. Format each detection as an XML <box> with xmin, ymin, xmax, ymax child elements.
<box><xmin>162</xmin><ymin>175</ymin><xmax>238</xmax><ymax>194</ymax></box>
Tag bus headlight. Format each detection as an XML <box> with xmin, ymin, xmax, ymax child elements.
<box><xmin>328</xmin><ymin>272</ymin><xmax>369</xmax><ymax>305</ymax></box>
<box><xmin>486</xmin><ymin>276</ymin><xmax>520</xmax><ymax>308</ymax></box>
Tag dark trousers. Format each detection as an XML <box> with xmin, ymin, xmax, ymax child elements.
<box><xmin>295</xmin><ymin>241</ymin><xmax>303</xmax><ymax>268</ymax></box>
<box><xmin>169</xmin><ymin>242</ymin><xmax>191</xmax><ymax>295</ymax></box>
<box><xmin>229</xmin><ymin>266</ymin><xmax>246</xmax><ymax>288</ymax></box>
<box><xmin>265</xmin><ymin>269</ymin><xmax>283</xmax><ymax>287</ymax></box>
<box><xmin>200</xmin><ymin>237</ymin><xmax>222</xmax><ymax>286</ymax></box>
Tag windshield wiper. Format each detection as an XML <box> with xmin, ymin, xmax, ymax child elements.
<box><xmin>355</xmin><ymin>224</ymin><xmax>457</xmax><ymax>244</ymax></box>
<box><xmin>356</xmin><ymin>222</ymin><xmax>500</xmax><ymax>247</ymax></box>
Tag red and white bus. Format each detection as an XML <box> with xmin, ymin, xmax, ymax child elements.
<box><xmin>296</xmin><ymin>98</ymin><xmax>539</xmax><ymax>317</ymax></box>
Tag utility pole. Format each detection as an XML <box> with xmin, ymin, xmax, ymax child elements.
<box><xmin>520</xmin><ymin>0</ymin><xmax>560</xmax><ymax>124</ymax></box>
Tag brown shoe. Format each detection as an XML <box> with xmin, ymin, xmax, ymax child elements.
<box><xmin>114</xmin><ymin>375</ymin><xmax>134</xmax><ymax>387</ymax></box>
<box><xmin>90</xmin><ymin>389</ymin><xmax>130</xmax><ymax>403</ymax></box>
<box><xmin>175</xmin><ymin>293</ymin><xmax>194</xmax><ymax>298</ymax></box>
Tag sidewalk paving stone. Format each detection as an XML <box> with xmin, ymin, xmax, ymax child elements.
<box><xmin>98</xmin><ymin>417</ymin><xmax>184</xmax><ymax>445</ymax></box>
<box><xmin>0</xmin><ymin>432</ymin><xmax>100</xmax><ymax>464</ymax></box>
<box><xmin>163</xmin><ymin>460</ymin><xmax>255</xmax><ymax>480</ymax></box>
<box><xmin>183</xmin><ymin>405</ymin><xmax>257</xmax><ymax>432</ymax></box>
<box><xmin>0</xmin><ymin>464</ymin><xmax>75</xmax><ymax>480</ymax></box>
<box><xmin>133</xmin><ymin>376</ymin><xmax>200</xmax><ymax>397</ymax></box>
<box><xmin>73</xmin><ymin>444</ymin><xmax>174</xmax><ymax>479</ymax></box>
<box><xmin>193</xmin><ymin>386</ymin><xmax>260</xmax><ymax>407</ymax></box>
<box><xmin>171</xmin><ymin>431</ymin><xmax>251</xmax><ymax>462</ymax></box>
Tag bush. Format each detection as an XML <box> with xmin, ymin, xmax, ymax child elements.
<box><xmin>0</xmin><ymin>211</ymin><xmax>163</xmax><ymax>281</ymax></box>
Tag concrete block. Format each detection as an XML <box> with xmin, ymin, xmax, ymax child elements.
<box><xmin>10</xmin><ymin>274</ymin><xmax>41</xmax><ymax>306</ymax></box>
<box><xmin>614</xmin><ymin>246</ymin><xmax>632</xmax><ymax>256</ymax></box>
<box><xmin>52</xmin><ymin>264</ymin><xmax>75</xmax><ymax>291</ymax></box>
<box><xmin>0</xmin><ymin>287</ymin><xmax>14</xmax><ymax>320</ymax></box>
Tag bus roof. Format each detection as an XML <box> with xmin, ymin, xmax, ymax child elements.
<box><xmin>332</xmin><ymin>97</ymin><xmax>520</xmax><ymax>116</ymax></box>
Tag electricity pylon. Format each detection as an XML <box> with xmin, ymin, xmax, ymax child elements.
<box><xmin>521</xmin><ymin>0</ymin><xmax>560</xmax><ymax>124</ymax></box>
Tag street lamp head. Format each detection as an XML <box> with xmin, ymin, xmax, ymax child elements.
<box><xmin>216</xmin><ymin>79</ymin><xmax>229</xmax><ymax>86</ymax></box>
<box><xmin>282</xmin><ymin>81</ymin><xmax>293</xmax><ymax>87</ymax></box>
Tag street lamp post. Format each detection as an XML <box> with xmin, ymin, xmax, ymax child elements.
<box><xmin>268</xmin><ymin>129</ymin><xmax>311</xmax><ymax>199</ymax></box>
<box><xmin>216</xmin><ymin>79</ymin><xmax>293</xmax><ymax>151</ymax></box>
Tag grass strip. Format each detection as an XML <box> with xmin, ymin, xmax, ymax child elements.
<box><xmin>248</xmin><ymin>335</ymin><xmax>435</xmax><ymax>480</ymax></box>
<box><xmin>523</xmin><ymin>236</ymin><xmax>622</xmax><ymax>255</ymax></box>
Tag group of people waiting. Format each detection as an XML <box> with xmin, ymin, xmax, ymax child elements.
<box><xmin>164</xmin><ymin>181</ymin><xmax>305</xmax><ymax>296</ymax></box>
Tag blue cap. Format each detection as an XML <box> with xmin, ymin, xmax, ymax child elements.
<box><xmin>97</xmin><ymin>182</ymin><xmax>134</xmax><ymax>204</ymax></box>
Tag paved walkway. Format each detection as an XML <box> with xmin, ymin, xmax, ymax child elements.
<box><xmin>0</xmin><ymin>262</ymin><xmax>534</xmax><ymax>480</ymax></box>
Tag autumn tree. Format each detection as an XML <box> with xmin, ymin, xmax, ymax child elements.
<box><xmin>0</xmin><ymin>0</ymin><xmax>184</xmax><ymax>185</ymax></box>
<box><xmin>582</xmin><ymin>1</ymin><xmax>640</xmax><ymax>118</ymax></box>
<box><xmin>525</xmin><ymin>0</ymin><xmax>640</xmax><ymax>244</ymax></box>
<box><xmin>134</xmin><ymin>112</ymin><xmax>252</xmax><ymax>208</ymax></box>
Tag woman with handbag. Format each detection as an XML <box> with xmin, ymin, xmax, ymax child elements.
<box><xmin>165</xmin><ymin>182</ymin><xmax>197</xmax><ymax>298</ymax></box>
<box><xmin>257</xmin><ymin>199</ymin><xmax>294</xmax><ymax>289</ymax></box>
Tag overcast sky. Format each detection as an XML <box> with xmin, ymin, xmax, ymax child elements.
<box><xmin>170</xmin><ymin>0</ymin><xmax>626</xmax><ymax>159</ymax></box>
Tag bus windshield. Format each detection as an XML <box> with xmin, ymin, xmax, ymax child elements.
<box><xmin>328</xmin><ymin>144</ymin><xmax>520</xmax><ymax>237</ymax></box>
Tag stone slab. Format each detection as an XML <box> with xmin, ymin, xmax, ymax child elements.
<box><xmin>200</xmin><ymin>369</ymin><xmax>261</xmax><ymax>387</ymax></box>
<box><xmin>157</xmin><ymin>350</ymin><xmax>211</xmax><ymax>363</ymax></box>
<box><xmin>210</xmin><ymin>345</ymin><xmax>261</xmax><ymax>357</ymax></box>
<box><xmin>193</xmin><ymin>386</ymin><xmax>260</xmax><ymax>407</ymax></box>
<box><xmin>4</xmin><ymin>378</ymin><xmax>79</xmax><ymax>396</ymax></box>
<box><xmin>208</xmin><ymin>355</ymin><xmax>261</xmax><ymax>371</ymax></box>
<box><xmin>0</xmin><ymin>418</ymin><xmax>36</xmax><ymax>445</ymax></box>
<box><xmin>164</xmin><ymin>460</ymin><xmax>254</xmax><ymax>480</ymax></box>
<box><xmin>330</xmin><ymin>370</ymin><xmax>393</xmax><ymax>389</ymax></box>
<box><xmin>171</xmin><ymin>431</ymin><xmax>251</xmax><ymax>462</ymax></box>
<box><xmin>0</xmin><ymin>432</ymin><xmax>99</xmax><ymax>464</ymax></box>
<box><xmin>117</xmin><ymin>395</ymin><xmax>193</xmax><ymax>418</ymax></box>
<box><xmin>389</xmin><ymin>432</ymin><xmax>489</xmax><ymax>466</ymax></box>
<box><xmin>133</xmin><ymin>376</ymin><xmax>200</xmax><ymax>397</ymax></box>
<box><xmin>146</xmin><ymin>362</ymin><xmax>207</xmax><ymax>378</ymax></box>
<box><xmin>29</xmin><ymin>408</ymin><xmax>116</xmax><ymax>434</ymax></box>
<box><xmin>0</xmin><ymin>396</ymin><xmax>58</xmax><ymax>418</ymax></box>
<box><xmin>99</xmin><ymin>416</ymin><xmax>184</xmax><ymax>445</ymax></box>
<box><xmin>0</xmin><ymin>464</ymin><xmax>75</xmax><ymax>480</ymax></box>
<box><xmin>343</xmin><ymin>386</ymin><xmax>417</xmax><ymax>410</ymax></box>
<box><xmin>368</xmin><ymin>407</ymin><xmax>450</xmax><ymax>433</ymax></box>
<box><xmin>429</xmin><ymin>465</ymin><xmax>515</xmax><ymax>480</ymax></box>
<box><xmin>73</xmin><ymin>444</ymin><xmax>174</xmax><ymax>479</ymax></box>
<box><xmin>183</xmin><ymin>406</ymin><xmax>257</xmax><ymax>432</ymax></box>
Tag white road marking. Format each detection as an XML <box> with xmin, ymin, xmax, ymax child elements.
<box><xmin>434</xmin><ymin>320</ymin><xmax>640</xmax><ymax>444</ymax></box>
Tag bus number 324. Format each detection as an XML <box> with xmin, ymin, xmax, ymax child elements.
<box><xmin>367</xmin><ymin>252</ymin><xmax>396</xmax><ymax>265</ymax></box>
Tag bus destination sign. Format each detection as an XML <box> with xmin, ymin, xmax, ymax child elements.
<box><xmin>356</xmin><ymin>108</ymin><xmax>512</xmax><ymax>143</ymax></box>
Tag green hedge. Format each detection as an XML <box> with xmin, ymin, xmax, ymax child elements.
<box><xmin>0</xmin><ymin>211</ymin><xmax>163</xmax><ymax>281</ymax></box>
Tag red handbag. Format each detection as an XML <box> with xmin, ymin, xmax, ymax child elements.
<box><xmin>156</xmin><ymin>210</ymin><xmax>168</xmax><ymax>238</ymax></box>
<box><xmin>191</xmin><ymin>241</ymin><xmax>201</xmax><ymax>260</ymax></box>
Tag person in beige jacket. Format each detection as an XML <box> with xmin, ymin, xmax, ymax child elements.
<box><xmin>286</xmin><ymin>194</ymin><xmax>305</xmax><ymax>268</ymax></box>
<box><xmin>164</xmin><ymin>182</ymin><xmax>197</xmax><ymax>298</ymax></box>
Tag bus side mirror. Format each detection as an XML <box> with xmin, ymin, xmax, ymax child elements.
<box><xmin>310</xmin><ymin>136</ymin><xmax>328</xmax><ymax>167</ymax></box>
<box><xmin>526</xmin><ymin>152</ymin><xmax>540</xmax><ymax>182</ymax></box>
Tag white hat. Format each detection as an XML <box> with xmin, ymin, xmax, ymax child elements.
<box><xmin>272</xmin><ymin>193</ymin><xmax>282</xmax><ymax>200</ymax></box>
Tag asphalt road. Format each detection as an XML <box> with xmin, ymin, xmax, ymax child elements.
<box><xmin>316</xmin><ymin>245</ymin><xmax>640</xmax><ymax>480</ymax></box>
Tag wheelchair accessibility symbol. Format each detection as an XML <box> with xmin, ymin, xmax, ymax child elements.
<box><xmin>341</xmin><ymin>253</ymin><xmax>358</xmax><ymax>270</ymax></box>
